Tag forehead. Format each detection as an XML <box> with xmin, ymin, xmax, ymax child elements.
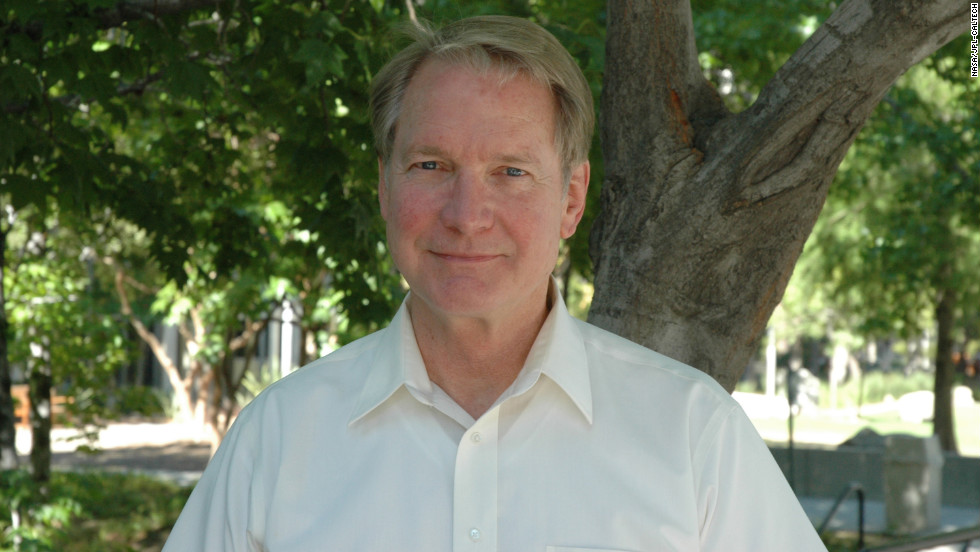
<box><xmin>394</xmin><ymin>60</ymin><xmax>557</xmax><ymax>151</ymax></box>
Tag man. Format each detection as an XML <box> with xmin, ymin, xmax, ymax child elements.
<box><xmin>164</xmin><ymin>15</ymin><xmax>826</xmax><ymax>551</ymax></box>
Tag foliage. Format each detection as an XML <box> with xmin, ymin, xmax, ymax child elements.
<box><xmin>2</xmin><ymin>0</ymin><xmax>612</xmax><ymax>449</ymax></box>
<box><xmin>111</xmin><ymin>386</ymin><xmax>167</xmax><ymax>419</ymax></box>
<box><xmin>775</xmin><ymin>33</ymin><xmax>980</xmax><ymax>350</ymax></box>
<box><xmin>0</xmin><ymin>470</ymin><xmax>191</xmax><ymax>551</ymax></box>
<box><xmin>3</xmin><ymin>205</ymin><xmax>135</xmax><ymax>428</ymax></box>
<box><xmin>736</xmin><ymin>369</ymin><xmax>937</xmax><ymax>407</ymax></box>
<box><xmin>822</xmin><ymin>531</ymin><xmax>890</xmax><ymax>552</ymax></box>
<box><xmin>820</xmin><ymin>370</ymin><xmax>935</xmax><ymax>409</ymax></box>
<box><xmin>1</xmin><ymin>0</ymin><xmax>973</xmax><ymax>450</ymax></box>
<box><xmin>693</xmin><ymin>0</ymin><xmax>834</xmax><ymax>110</ymax></box>
<box><xmin>2</xmin><ymin>0</ymin><xmax>414</xmax><ymax>447</ymax></box>
<box><xmin>1</xmin><ymin>0</ymin><xmax>413</xmax><ymax>319</ymax></box>
<box><xmin>770</xmin><ymin>35</ymin><xmax>978</xmax><ymax>450</ymax></box>
<box><xmin>235</xmin><ymin>365</ymin><xmax>280</xmax><ymax>407</ymax></box>
<box><xmin>1</xmin><ymin>2</ymin><xmax>194</xmax><ymax>280</ymax></box>
<box><xmin>0</xmin><ymin>0</ymin><xmax>972</xmax><ymax>541</ymax></box>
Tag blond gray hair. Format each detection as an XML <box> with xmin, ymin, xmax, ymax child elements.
<box><xmin>369</xmin><ymin>15</ymin><xmax>594</xmax><ymax>181</ymax></box>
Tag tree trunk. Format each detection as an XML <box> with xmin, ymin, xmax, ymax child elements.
<box><xmin>0</xmin><ymin>222</ymin><xmax>18</xmax><ymax>471</ymax></box>
<box><xmin>933</xmin><ymin>266</ymin><xmax>957</xmax><ymax>453</ymax></box>
<box><xmin>590</xmin><ymin>0</ymin><xmax>969</xmax><ymax>391</ymax></box>
<box><xmin>27</xmin><ymin>329</ymin><xmax>52</xmax><ymax>483</ymax></box>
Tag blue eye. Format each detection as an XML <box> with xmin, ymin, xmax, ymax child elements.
<box><xmin>504</xmin><ymin>167</ymin><xmax>526</xmax><ymax>177</ymax></box>
<box><xmin>418</xmin><ymin>161</ymin><xmax>438</xmax><ymax>170</ymax></box>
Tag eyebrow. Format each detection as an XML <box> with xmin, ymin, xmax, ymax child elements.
<box><xmin>399</xmin><ymin>146</ymin><xmax>541</xmax><ymax>168</ymax></box>
<box><xmin>397</xmin><ymin>145</ymin><xmax>447</xmax><ymax>167</ymax></box>
<box><xmin>498</xmin><ymin>151</ymin><xmax>541</xmax><ymax>166</ymax></box>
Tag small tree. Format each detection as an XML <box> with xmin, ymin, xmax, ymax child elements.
<box><xmin>3</xmin><ymin>205</ymin><xmax>134</xmax><ymax>482</ymax></box>
<box><xmin>789</xmin><ymin>55</ymin><xmax>980</xmax><ymax>452</ymax></box>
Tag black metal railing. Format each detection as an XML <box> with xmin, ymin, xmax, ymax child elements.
<box><xmin>858</xmin><ymin>524</ymin><xmax>980</xmax><ymax>552</ymax></box>
<box><xmin>818</xmin><ymin>481</ymin><xmax>867</xmax><ymax>549</ymax></box>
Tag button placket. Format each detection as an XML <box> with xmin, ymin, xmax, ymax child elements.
<box><xmin>453</xmin><ymin>408</ymin><xmax>499</xmax><ymax>550</ymax></box>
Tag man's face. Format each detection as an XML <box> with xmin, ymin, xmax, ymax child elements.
<box><xmin>379</xmin><ymin>59</ymin><xmax>588</xmax><ymax>324</ymax></box>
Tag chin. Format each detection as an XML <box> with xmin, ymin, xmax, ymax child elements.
<box><xmin>407</xmin><ymin>278</ymin><xmax>499</xmax><ymax>313</ymax></box>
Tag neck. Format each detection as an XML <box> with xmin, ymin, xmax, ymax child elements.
<box><xmin>408</xmin><ymin>286</ymin><xmax>552</xmax><ymax>419</ymax></box>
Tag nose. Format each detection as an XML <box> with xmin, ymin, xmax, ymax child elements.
<box><xmin>440</xmin><ymin>171</ymin><xmax>493</xmax><ymax>234</ymax></box>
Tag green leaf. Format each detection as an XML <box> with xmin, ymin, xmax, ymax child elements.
<box><xmin>0</xmin><ymin>64</ymin><xmax>42</xmax><ymax>104</ymax></box>
<box><xmin>2</xmin><ymin>173</ymin><xmax>49</xmax><ymax>212</ymax></box>
<box><xmin>166</xmin><ymin>61</ymin><xmax>215</xmax><ymax>102</ymax></box>
<box><xmin>0</xmin><ymin>119</ymin><xmax>31</xmax><ymax>167</ymax></box>
<box><xmin>294</xmin><ymin>39</ymin><xmax>349</xmax><ymax>86</ymax></box>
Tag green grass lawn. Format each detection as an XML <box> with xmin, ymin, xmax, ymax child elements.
<box><xmin>748</xmin><ymin>402</ymin><xmax>980</xmax><ymax>456</ymax></box>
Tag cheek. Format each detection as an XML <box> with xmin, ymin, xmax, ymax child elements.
<box><xmin>510</xmin><ymin>200</ymin><xmax>563</xmax><ymax>253</ymax></box>
<box><xmin>387</xmin><ymin>189</ymin><xmax>434</xmax><ymax>240</ymax></box>
<box><xmin>385</xmin><ymin>199</ymin><xmax>422</xmax><ymax>273</ymax></box>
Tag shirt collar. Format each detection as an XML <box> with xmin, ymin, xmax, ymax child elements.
<box><xmin>348</xmin><ymin>299</ymin><xmax>427</xmax><ymax>425</ymax></box>
<box><xmin>348</xmin><ymin>279</ymin><xmax>593</xmax><ymax>426</ymax></box>
<box><xmin>516</xmin><ymin>282</ymin><xmax>593</xmax><ymax>424</ymax></box>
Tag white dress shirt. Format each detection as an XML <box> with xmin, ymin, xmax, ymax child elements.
<box><xmin>163</xmin><ymin>291</ymin><xmax>826</xmax><ymax>551</ymax></box>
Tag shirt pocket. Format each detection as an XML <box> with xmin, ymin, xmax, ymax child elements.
<box><xmin>546</xmin><ymin>547</ymin><xmax>644</xmax><ymax>552</ymax></box>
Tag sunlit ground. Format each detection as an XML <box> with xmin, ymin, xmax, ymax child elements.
<box><xmin>738</xmin><ymin>393</ymin><xmax>980</xmax><ymax>457</ymax></box>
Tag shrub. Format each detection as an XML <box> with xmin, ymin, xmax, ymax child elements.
<box><xmin>1</xmin><ymin>471</ymin><xmax>192</xmax><ymax>551</ymax></box>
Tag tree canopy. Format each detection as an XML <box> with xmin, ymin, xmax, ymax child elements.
<box><xmin>1</xmin><ymin>0</ymin><xmax>975</xmax><ymax>473</ymax></box>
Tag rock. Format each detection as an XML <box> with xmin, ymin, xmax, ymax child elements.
<box><xmin>953</xmin><ymin>385</ymin><xmax>976</xmax><ymax>407</ymax></box>
<box><xmin>897</xmin><ymin>390</ymin><xmax>934</xmax><ymax>423</ymax></box>
<box><xmin>839</xmin><ymin>427</ymin><xmax>887</xmax><ymax>449</ymax></box>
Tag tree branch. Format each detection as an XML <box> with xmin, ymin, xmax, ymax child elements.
<box><xmin>4</xmin><ymin>0</ymin><xmax>221</xmax><ymax>44</ymax></box>
<box><xmin>2</xmin><ymin>55</ymin><xmax>161</xmax><ymax>116</ymax></box>
<box><xmin>97</xmin><ymin>0</ymin><xmax>223</xmax><ymax>29</ymax></box>
<box><xmin>721</xmin><ymin>0</ymin><xmax>969</xmax><ymax>207</ymax></box>
<box><xmin>228</xmin><ymin>314</ymin><xmax>271</xmax><ymax>352</ymax></box>
<box><xmin>1</xmin><ymin>1</ymin><xmax>217</xmax><ymax>114</ymax></box>
<box><xmin>175</xmin><ymin>318</ymin><xmax>196</xmax><ymax>349</ymax></box>
<box><xmin>190</xmin><ymin>306</ymin><xmax>206</xmax><ymax>347</ymax></box>
<box><xmin>121</xmin><ymin>271</ymin><xmax>158</xmax><ymax>295</ymax></box>
<box><xmin>113</xmin><ymin>267</ymin><xmax>185</xmax><ymax>394</ymax></box>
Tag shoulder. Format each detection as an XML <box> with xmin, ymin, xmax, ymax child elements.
<box><xmin>574</xmin><ymin>318</ymin><xmax>729</xmax><ymax>395</ymax></box>
<box><xmin>271</xmin><ymin>330</ymin><xmax>383</xmax><ymax>389</ymax></box>
<box><xmin>565</xmin><ymin>318</ymin><xmax>754</xmax><ymax>478</ymax></box>
<box><xmin>237</xmin><ymin>328</ymin><xmax>386</xmax><ymax>421</ymax></box>
<box><xmin>571</xmin><ymin>318</ymin><xmax>740</xmax><ymax>435</ymax></box>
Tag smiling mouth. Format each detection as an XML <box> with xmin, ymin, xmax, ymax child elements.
<box><xmin>432</xmin><ymin>252</ymin><xmax>500</xmax><ymax>262</ymax></box>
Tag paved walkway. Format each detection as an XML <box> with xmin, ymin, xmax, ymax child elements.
<box><xmin>801</xmin><ymin>495</ymin><xmax>980</xmax><ymax>550</ymax></box>
<box><xmin>15</xmin><ymin>421</ymin><xmax>210</xmax><ymax>487</ymax></box>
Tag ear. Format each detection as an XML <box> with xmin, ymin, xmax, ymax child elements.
<box><xmin>560</xmin><ymin>161</ymin><xmax>589</xmax><ymax>239</ymax></box>
<box><xmin>378</xmin><ymin>157</ymin><xmax>389</xmax><ymax>221</ymax></box>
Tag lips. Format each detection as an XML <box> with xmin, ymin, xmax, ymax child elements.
<box><xmin>431</xmin><ymin>251</ymin><xmax>500</xmax><ymax>262</ymax></box>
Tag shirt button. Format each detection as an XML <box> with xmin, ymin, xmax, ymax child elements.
<box><xmin>469</xmin><ymin>528</ymin><xmax>482</xmax><ymax>542</ymax></box>
<box><xmin>470</xmin><ymin>432</ymin><xmax>481</xmax><ymax>444</ymax></box>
